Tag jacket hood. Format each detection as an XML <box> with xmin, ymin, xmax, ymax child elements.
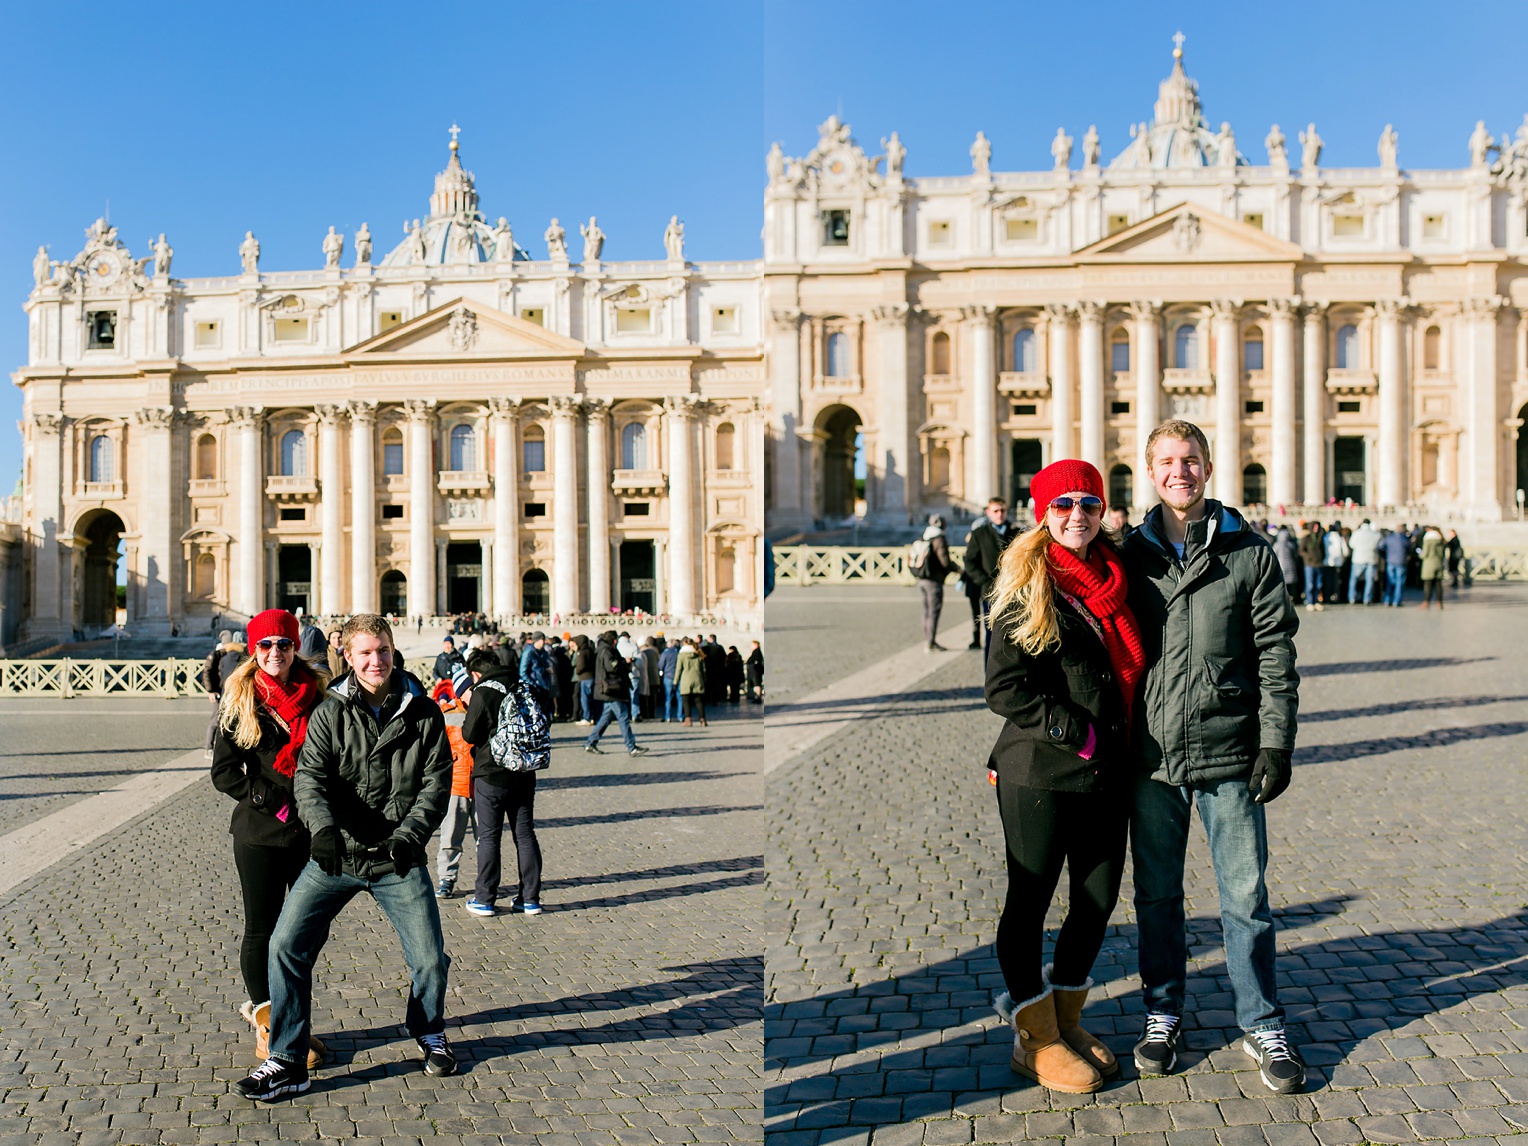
<box><xmin>330</xmin><ymin>667</ymin><xmax>426</xmax><ymax>708</ymax></box>
<box><xmin>298</xmin><ymin>625</ymin><xmax>329</xmax><ymax>663</ymax></box>
<box><xmin>1136</xmin><ymin>499</ymin><xmax>1247</xmax><ymax>558</ymax></box>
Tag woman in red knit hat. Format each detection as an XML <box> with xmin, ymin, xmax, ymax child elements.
<box><xmin>210</xmin><ymin>608</ymin><xmax>330</xmax><ymax>1069</ymax></box>
<box><xmin>983</xmin><ymin>459</ymin><xmax>1145</xmax><ymax>1095</ymax></box>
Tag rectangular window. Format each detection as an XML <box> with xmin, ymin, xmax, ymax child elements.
<box><xmin>623</xmin><ymin>502</ymin><xmax>651</xmax><ymax>516</ymax></box>
<box><xmin>711</xmin><ymin>306</ymin><xmax>739</xmax><ymax>334</ymax></box>
<box><xmin>194</xmin><ymin>321</ymin><xmax>221</xmax><ymax>349</ymax></box>
<box><xmin>382</xmin><ymin>503</ymin><xmax>404</xmax><ymax>519</ymax></box>
<box><xmin>1012</xmin><ymin>403</ymin><xmax>1037</xmax><ymax>417</ymax></box>
<box><xmin>1111</xmin><ymin>341</ymin><xmax>1130</xmax><ymax>372</ymax></box>
<box><xmin>1005</xmin><ymin>218</ymin><xmax>1039</xmax><ymax>242</ymax></box>
<box><xmin>1337</xmin><ymin>400</ymin><xmax>1361</xmax><ymax>414</ymax></box>
<box><xmin>927</xmin><ymin>220</ymin><xmax>952</xmax><ymax>246</ymax></box>
<box><xmin>1245</xmin><ymin>400</ymin><xmax>1265</xmax><ymax>414</ymax></box>
<box><xmin>524</xmin><ymin>502</ymin><xmax>547</xmax><ymax>518</ymax></box>
<box><xmin>523</xmin><ymin>439</ymin><xmax>546</xmax><ymax>472</ymax></box>
<box><xmin>823</xmin><ymin>209</ymin><xmax>851</xmax><ymax>246</ymax></box>
<box><xmin>382</xmin><ymin>440</ymin><xmax>403</xmax><ymax>475</ymax></box>
<box><xmin>1333</xmin><ymin>214</ymin><xmax>1364</xmax><ymax>238</ymax></box>
<box><xmin>87</xmin><ymin>310</ymin><xmax>117</xmax><ymax>349</ymax></box>
<box><xmin>1242</xmin><ymin>213</ymin><xmax>1264</xmax><ymax>231</ymax></box>
<box><xmin>1244</xmin><ymin>339</ymin><xmax>1264</xmax><ymax>370</ymax></box>
<box><xmin>1111</xmin><ymin>400</ymin><xmax>1132</xmax><ymax>415</ymax></box>
<box><xmin>279</xmin><ymin>507</ymin><xmax>306</xmax><ymax>522</ymax></box>
<box><xmin>1422</xmin><ymin>213</ymin><xmax>1445</xmax><ymax>239</ymax></box>
<box><xmin>519</xmin><ymin>308</ymin><xmax>544</xmax><ymax>327</ymax></box>
<box><xmin>273</xmin><ymin>317</ymin><xmax>310</xmax><ymax>342</ymax></box>
<box><xmin>378</xmin><ymin>311</ymin><xmax>403</xmax><ymax>332</ymax></box>
<box><xmin>615</xmin><ymin>308</ymin><xmax>651</xmax><ymax>333</ymax></box>
<box><xmin>1107</xmin><ymin>214</ymin><xmax>1131</xmax><ymax>236</ymax></box>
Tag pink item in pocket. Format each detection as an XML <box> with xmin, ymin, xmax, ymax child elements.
<box><xmin>275</xmin><ymin>805</ymin><xmax>290</xmax><ymax>823</ymax></box>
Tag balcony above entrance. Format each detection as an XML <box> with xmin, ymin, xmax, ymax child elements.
<box><xmin>265</xmin><ymin>474</ymin><xmax>318</xmax><ymax>501</ymax></box>
<box><xmin>612</xmin><ymin>469</ymin><xmax>667</xmax><ymax>497</ymax></box>
<box><xmin>437</xmin><ymin>470</ymin><xmax>491</xmax><ymax>495</ymax></box>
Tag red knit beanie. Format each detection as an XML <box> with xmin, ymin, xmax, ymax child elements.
<box><xmin>247</xmin><ymin>608</ymin><xmax>300</xmax><ymax>648</ymax></box>
<box><xmin>1029</xmin><ymin>459</ymin><xmax>1106</xmax><ymax>518</ymax></box>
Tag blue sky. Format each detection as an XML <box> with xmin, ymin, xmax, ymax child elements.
<box><xmin>3</xmin><ymin>1</ymin><xmax>1527</xmax><ymax>489</ymax></box>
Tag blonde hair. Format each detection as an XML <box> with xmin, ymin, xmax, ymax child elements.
<box><xmin>219</xmin><ymin>655</ymin><xmax>328</xmax><ymax>750</ymax></box>
<box><xmin>1144</xmin><ymin>418</ymin><xmax>1211</xmax><ymax>470</ymax></box>
<box><xmin>987</xmin><ymin>525</ymin><xmax>1121</xmax><ymax>655</ymax></box>
<box><xmin>340</xmin><ymin>612</ymin><xmax>394</xmax><ymax>652</ymax></box>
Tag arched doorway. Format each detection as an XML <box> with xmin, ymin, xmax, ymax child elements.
<box><xmin>1242</xmin><ymin>463</ymin><xmax>1268</xmax><ymax>506</ymax></box>
<box><xmin>77</xmin><ymin>510</ymin><xmax>126</xmax><ymax>633</ymax></box>
<box><xmin>277</xmin><ymin>546</ymin><xmax>312</xmax><ymax>615</ymax></box>
<box><xmin>522</xmin><ymin>569</ymin><xmax>550</xmax><ymax>615</ymax></box>
<box><xmin>816</xmin><ymin>405</ymin><xmax>863</xmax><ymax>521</ymax></box>
<box><xmin>380</xmin><ymin>569</ymin><xmax>407</xmax><ymax>615</ymax></box>
<box><xmin>1108</xmin><ymin>465</ymin><xmax>1133</xmax><ymax>511</ymax></box>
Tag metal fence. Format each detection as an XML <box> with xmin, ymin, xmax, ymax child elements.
<box><xmin>0</xmin><ymin>658</ymin><xmax>209</xmax><ymax>698</ymax></box>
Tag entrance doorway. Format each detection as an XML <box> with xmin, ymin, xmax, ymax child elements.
<box><xmin>522</xmin><ymin>569</ymin><xmax>549</xmax><ymax>615</ymax></box>
<box><xmin>818</xmin><ymin>405</ymin><xmax>862</xmax><ymax>520</ymax></box>
<box><xmin>619</xmin><ymin>540</ymin><xmax>656</xmax><ymax>613</ymax></box>
<box><xmin>1011</xmin><ymin>440</ymin><xmax>1043</xmax><ymax>510</ymax></box>
<box><xmin>446</xmin><ymin>541</ymin><xmax>482</xmax><ymax>613</ymax></box>
<box><xmin>380</xmin><ymin>570</ymin><xmax>407</xmax><ymax>615</ymax></box>
<box><xmin>79</xmin><ymin>510</ymin><xmax>125</xmax><ymax>632</ymax></box>
<box><xmin>277</xmin><ymin>546</ymin><xmax>312</xmax><ymax>615</ymax></box>
<box><xmin>1333</xmin><ymin>437</ymin><xmax>1367</xmax><ymax>504</ymax></box>
<box><xmin>1517</xmin><ymin>404</ymin><xmax>1528</xmax><ymax>510</ymax></box>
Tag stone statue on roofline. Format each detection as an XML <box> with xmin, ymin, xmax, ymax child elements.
<box><xmin>664</xmin><ymin>215</ymin><xmax>685</xmax><ymax>262</ymax></box>
<box><xmin>322</xmin><ymin>225</ymin><xmax>343</xmax><ymax>269</ymax></box>
<box><xmin>492</xmin><ymin>217</ymin><xmax>514</xmax><ymax>263</ymax></box>
<box><xmin>882</xmin><ymin>132</ymin><xmax>905</xmax><ymax>179</ymax></box>
<box><xmin>580</xmin><ymin>216</ymin><xmax>605</xmax><ymax>263</ymax></box>
<box><xmin>1299</xmin><ymin>123</ymin><xmax>1323</xmax><ymax>169</ymax></box>
<box><xmin>1378</xmin><ymin>124</ymin><xmax>1399</xmax><ymax>171</ymax></box>
<box><xmin>1082</xmin><ymin>125</ymin><xmax>1100</xmax><ymax>169</ymax></box>
<box><xmin>153</xmin><ymin>233</ymin><xmax>173</xmax><ymax>278</ymax></box>
<box><xmin>766</xmin><ymin>142</ymin><xmax>786</xmax><ymax>184</ymax></box>
<box><xmin>354</xmin><ymin>222</ymin><xmax>372</xmax><ymax>266</ymax></box>
<box><xmin>239</xmin><ymin>231</ymin><xmax>260</xmax><ymax>275</ymax></box>
<box><xmin>1265</xmin><ymin>124</ymin><xmax>1288</xmax><ymax>170</ymax></box>
<box><xmin>1469</xmin><ymin>120</ymin><xmax>1495</xmax><ymax>169</ymax></box>
<box><xmin>545</xmin><ymin>217</ymin><xmax>567</xmax><ymax>260</ymax></box>
<box><xmin>33</xmin><ymin>245</ymin><xmax>50</xmax><ymax>288</ymax></box>
<box><xmin>1051</xmin><ymin>128</ymin><xmax>1072</xmax><ymax>171</ymax></box>
<box><xmin>970</xmin><ymin>131</ymin><xmax>991</xmax><ymax>178</ymax></box>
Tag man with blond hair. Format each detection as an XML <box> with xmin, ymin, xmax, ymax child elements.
<box><xmin>234</xmin><ymin>613</ymin><xmax>455</xmax><ymax>1101</ymax></box>
<box><xmin>1120</xmin><ymin>420</ymin><xmax>1304</xmax><ymax>1093</ymax></box>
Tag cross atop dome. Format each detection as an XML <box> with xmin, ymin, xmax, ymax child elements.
<box><xmin>1172</xmin><ymin>29</ymin><xmax>1185</xmax><ymax>58</ymax></box>
<box><xmin>449</xmin><ymin>123</ymin><xmax>461</xmax><ymax>152</ymax></box>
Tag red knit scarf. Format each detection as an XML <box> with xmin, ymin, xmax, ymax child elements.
<box><xmin>1047</xmin><ymin>540</ymin><xmax>1147</xmax><ymax>724</ymax></box>
<box><xmin>254</xmin><ymin>669</ymin><xmax>320</xmax><ymax>779</ymax></box>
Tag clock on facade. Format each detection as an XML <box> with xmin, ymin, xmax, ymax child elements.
<box><xmin>87</xmin><ymin>253</ymin><xmax>119</xmax><ymax>284</ymax></box>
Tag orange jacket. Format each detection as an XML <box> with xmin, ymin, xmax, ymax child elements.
<box><xmin>439</xmin><ymin>699</ymin><xmax>474</xmax><ymax>798</ymax></box>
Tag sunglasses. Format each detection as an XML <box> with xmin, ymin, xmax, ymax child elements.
<box><xmin>256</xmin><ymin>638</ymin><xmax>295</xmax><ymax>652</ymax></box>
<box><xmin>1048</xmin><ymin>496</ymin><xmax>1105</xmax><ymax>517</ymax></box>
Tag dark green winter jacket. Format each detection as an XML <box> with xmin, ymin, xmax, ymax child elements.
<box><xmin>1121</xmin><ymin>501</ymin><xmax>1299</xmax><ymax>785</ymax></box>
<box><xmin>293</xmin><ymin>668</ymin><xmax>452</xmax><ymax>878</ymax></box>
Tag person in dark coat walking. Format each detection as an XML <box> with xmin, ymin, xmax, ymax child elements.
<box><xmin>964</xmin><ymin>497</ymin><xmax>1021</xmax><ymax>657</ymax></box>
<box><xmin>572</xmin><ymin>634</ymin><xmax>597</xmax><ymax>723</ymax></box>
<box><xmin>984</xmin><ymin>460</ymin><xmax>1144</xmax><ymax>1096</ymax></box>
<box><xmin>744</xmin><ymin>640</ymin><xmax>764</xmax><ymax>703</ymax></box>
<box><xmin>584</xmin><ymin>631</ymin><xmax>647</xmax><ymax>756</ymax></box>
<box><xmin>203</xmin><ymin>629</ymin><xmax>233</xmax><ymax>754</ymax></box>
<box><xmin>913</xmin><ymin>514</ymin><xmax>953</xmax><ymax>650</ymax></box>
<box><xmin>725</xmin><ymin>645</ymin><xmax>745</xmax><ymax>701</ymax></box>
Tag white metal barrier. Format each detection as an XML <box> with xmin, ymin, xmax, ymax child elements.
<box><xmin>0</xmin><ymin>658</ymin><xmax>209</xmax><ymax>698</ymax></box>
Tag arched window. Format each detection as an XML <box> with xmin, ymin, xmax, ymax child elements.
<box><xmin>381</xmin><ymin>426</ymin><xmax>404</xmax><ymax>476</ymax></box>
<box><xmin>448</xmin><ymin>424</ymin><xmax>477</xmax><ymax>471</ymax></box>
<box><xmin>1243</xmin><ymin>463</ymin><xmax>1268</xmax><ymax>505</ymax></box>
<box><xmin>280</xmin><ymin>429</ymin><xmax>307</xmax><ymax>477</ymax></box>
<box><xmin>929</xmin><ymin>445</ymin><xmax>951</xmax><ymax>491</ymax></box>
<box><xmin>1013</xmin><ymin>328</ymin><xmax>1037</xmax><ymax>373</ymax></box>
<box><xmin>194</xmin><ymin>552</ymin><xmax>216</xmax><ymax>597</ymax></box>
<box><xmin>1243</xmin><ymin>325</ymin><xmax>1264</xmax><ymax>371</ymax></box>
<box><xmin>88</xmin><ymin>434</ymin><xmax>114</xmax><ymax>483</ymax></box>
<box><xmin>621</xmin><ymin>422</ymin><xmax>648</xmax><ymax>470</ymax></box>
<box><xmin>523</xmin><ymin>425</ymin><xmax>546</xmax><ymax>472</ymax></box>
<box><xmin>379</xmin><ymin>569</ymin><xmax>407</xmax><ymax>614</ymax></box>
<box><xmin>1110</xmin><ymin>328</ymin><xmax>1130</xmax><ymax>373</ymax></box>
<box><xmin>716</xmin><ymin>546</ymin><xmax>736</xmax><ymax>595</ymax></box>
<box><xmin>930</xmin><ymin>331</ymin><xmax>951</xmax><ymax>375</ymax></box>
<box><xmin>1109</xmin><ymin>464</ymin><xmax>1133</xmax><ymax>511</ymax></box>
<box><xmin>825</xmin><ymin>331</ymin><xmax>849</xmax><ymax>377</ymax></box>
<box><xmin>1174</xmin><ymin>323</ymin><xmax>1199</xmax><ymax>369</ymax></box>
<box><xmin>1423</xmin><ymin>325</ymin><xmax>1441</xmax><ymax>371</ymax></box>
<box><xmin>1335</xmin><ymin>324</ymin><xmax>1359</xmax><ymax>369</ymax></box>
<box><xmin>715</xmin><ymin>423</ymin><xmax>735</xmax><ymax>471</ymax></box>
<box><xmin>521</xmin><ymin>568</ymin><xmax>550</xmax><ymax>614</ymax></box>
<box><xmin>195</xmin><ymin>433</ymin><xmax>217</xmax><ymax>481</ymax></box>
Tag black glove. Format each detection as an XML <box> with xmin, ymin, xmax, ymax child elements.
<box><xmin>388</xmin><ymin>838</ymin><xmax>414</xmax><ymax>878</ymax></box>
<box><xmin>1249</xmin><ymin>748</ymin><xmax>1292</xmax><ymax>804</ymax></box>
<box><xmin>310</xmin><ymin>826</ymin><xmax>345</xmax><ymax>877</ymax></box>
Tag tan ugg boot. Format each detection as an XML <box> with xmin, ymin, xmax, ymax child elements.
<box><xmin>1046</xmin><ymin>965</ymin><xmax>1118</xmax><ymax>1078</ymax></box>
<box><xmin>251</xmin><ymin>1002</ymin><xmax>326</xmax><ymax>1070</ymax></box>
<box><xmin>994</xmin><ymin>987</ymin><xmax>1102</xmax><ymax>1094</ymax></box>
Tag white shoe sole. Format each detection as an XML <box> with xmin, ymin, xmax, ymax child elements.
<box><xmin>1241</xmin><ymin>1038</ymin><xmax>1304</xmax><ymax>1094</ymax></box>
<box><xmin>242</xmin><ymin>1078</ymin><xmax>310</xmax><ymax>1102</ymax></box>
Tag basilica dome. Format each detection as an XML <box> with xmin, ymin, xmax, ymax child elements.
<box><xmin>1109</xmin><ymin>37</ymin><xmax>1247</xmax><ymax>170</ymax></box>
<box><xmin>379</xmin><ymin>132</ymin><xmax>529</xmax><ymax>266</ymax></box>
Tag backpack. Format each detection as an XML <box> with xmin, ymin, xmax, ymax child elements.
<box><xmin>908</xmin><ymin>538</ymin><xmax>931</xmax><ymax>574</ymax></box>
<box><xmin>475</xmin><ymin>679</ymin><xmax>552</xmax><ymax>772</ymax></box>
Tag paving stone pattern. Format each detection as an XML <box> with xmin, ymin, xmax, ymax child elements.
<box><xmin>766</xmin><ymin>583</ymin><xmax>1528</xmax><ymax>1145</ymax></box>
<box><xmin>0</xmin><ymin>708</ymin><xmax>763</xmax><ymax>1145</ymax></box>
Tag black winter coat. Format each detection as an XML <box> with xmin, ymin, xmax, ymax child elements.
<box><xmin>964</xmin><ymin>519</ymin><xmax>1019</xmax><ymax>592</ymax></box>
<box><xmin>210</xmin><ymin>708</ymin><xmax>310</xmax><ymax>849</ymax></box>
<box><xmin>592</xmin><ymin>636</ymin><xmax>629</xmax><ymax>701</ymax></box>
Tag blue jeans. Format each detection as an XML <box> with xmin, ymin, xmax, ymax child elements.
<box><xmin>1130</xmin><ymin>774</ymin><xmax>1282</xmax><ymax>1034</ymax></box>
<box><xmin>578</xmin><ymin>679</ymin><xmax>594</xmax><ymax>720</ymax></box>
<box><xmin>1302</xmin><ymin>565</ymin><xmax>1321</xmax><ymax>604</ymax></box>
<box><xmin>663</xmin><ymin>681</ymin><xmax>680</xmax><ymax>720</ymax></box>
<box><xmin>1348</xmin><ymin>563</ymin><xmax>1376</xmax><ymax>605</ymax></box>
<box><xmin>267</xmin><ymin>860</ymin><xmax>449</xmax><ymax>1063</ymax></box>
<box><xmin>585</xmin><ymin>698</ymin><xmax>636</xmax><ymax>751</ymax></box>
<box><xmin>1385</xmin><ymin>564</ymin><xmax>1406</xmax><ymax>606</ymax></box>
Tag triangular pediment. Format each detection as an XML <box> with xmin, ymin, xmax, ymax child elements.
<box><xmin>1076</xmin><ymin>204</ymin><xmax>1303</xmax><ymax>262</ymax></box>
<box><xmin>345</xmin><ymin>298</ymin><xmax>584</xmax><ymax>358</ymax></box>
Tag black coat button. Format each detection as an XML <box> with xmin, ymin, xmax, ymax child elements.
<box><xmin>1049</xmin><ymin>726</ymin><xmax>1063</xmax><ymax>739</ymax></box>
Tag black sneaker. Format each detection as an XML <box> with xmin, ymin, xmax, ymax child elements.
<box><xmin>628</xmin><ymin>745</ymin><xmax>649</xmax><ymax>757</ymax></box>
<box><xmin>585</xmin><ymin>743</ymin><xmax>604</xmax><ymax>755</ymax></box>
<box><xmin>1242</xmin><ymin>1027</ymin><xmax>1306</xmax><ymax>1094</ymax></box>
<box><xmin>435</xmin><ymin>879</ymin><xmax>454</xmax><ymax>899</ymax></box>
<box><xmin>235</xmin><ymin>1057</ymin><xmax>310</xmax><ymax>1102</ymax></box>
<box><xmin>1133</xmin><ymin>1012</ymin><xmax>1183</xmax><ymax>1075</ymax></box>
<box><xmin>417</xmin><ymin>1032</ymin><xmax>457</xmax><ymax>1076</ymax></box>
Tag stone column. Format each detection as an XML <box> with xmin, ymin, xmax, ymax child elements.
<box><xmin>1211</xmin><ymin>301</ymin><xmax>1242</xmax><ymax>505</ymax></box>
<box><xmin>308</xmin><ymin>541</ymin><xmax>321</xmax><ymax>615</ymax></box>
<box><xmin>871</xmin><ymin>303</ymin><xmax>911</xmax><ymax>519</ymax></box>
<box><xmin>348</xmin><ymin>401</ymin><xmax>377</xmax><ymax>613</ymax></box>
<box><xmin>1465</xmin><ymin>297</ymin><xmax>1503</xmax><ymax>517</ymax></box>
<box><xmin>769</xmin><ymin>308</ymin><xmax>805</xmax><ymax>527</ymax></box>
<box><xmin>25</xmin><ymin>413</ymin><xmax>65</xmax><ymax>639</ymax></box>
<box><xmin>1077</xmin><ymin>302</ymin><xmax>1106</xmax><ymax>470</ymax></box>
<box><xmin>665</xmin><ymin>395</ymin><xmax>698</xmax><ymax>618</ymax></box>
<box><xmin>1269</xmin><ymin>300</ymin><xmax>1298</xmax><ymax>506</ymax></box>
<box><xmin>1047</xmin><ymin>304</ymin><xmax>1075</xmax><ymax>463</ymax></box>
<box><xmin>549</xmin><ymin>396</ymin><xmax>581</xmax><ymax>618</ymax></box>
<box><xmin>1376</xmin><ymin>300</ymin><xmax>1408</xmax><ymax>508</ymax></box>
<box><xmin>965</xmin><ymin>305</ymin><xmax>998</xmax><ymax>501</ymax></box>
<box><xmin>435</xmin><ymin>539</ymin><xmax>447</xmax><ymax>616</ymax></box>
<box><xmin>132</xmin><ymin>407</ymin><xmax>177</xmax><ymax>634</ymax></box>
<box><xmin>231</xmin><ymin>406</ymin><xmax>264</xmax><ymax>618</ymax></box>
<box><xmin>1302</xmin><ymin>303</ymin><xmax>1327</xmax><ymax>504</ymax></box>
<box><xmin>315</xmin><ymin>404</ymin><xmax>346</xmax><ymax>616</ymax></box>
<box><xmin>585</xmin><ymin>398</ymin><xmax>612</xmax><ymax>614</ymax></box>
<box><xmin>479</xmin><ymin>538</ymin><xmax>493</xmax><ymax>614</ymax></box>
<box><xmin>1130</xmin><ymin>301</ymin><xmax>1161</xmax><ymax>507</ymax></box>
<box><xmin>404</xmin><ymin>399</ymin><xmax>437</xmax><ymax>620</ymax></box>
<box><xmin>488</xmin><ymin>397</ymin><xmax>519</xmax><ymax>617</ymax></box>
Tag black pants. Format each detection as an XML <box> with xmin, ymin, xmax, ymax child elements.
<box><xmin>474</xmin><ymin>773</ymin><xmax>542</xmax><ymax>906</ymax></box>
<box><xmin>1423</xmin><ymin>578</ymin><xmax>1444</xmax><ymax>605</ymax></box>
<box><xmin>994</xmin><ymin>778</ymin><xmax>1128</xmax><ymax>1002</ymax></box>
<box><xmin>684</xmin><ymin>694</ymin><xmax>706</xmax><ymax>722</ymax></box>
<box><xmin>232</xmin><ymin>838</ymin><xmax>311</xmax><ymax>1002</ymax></box>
